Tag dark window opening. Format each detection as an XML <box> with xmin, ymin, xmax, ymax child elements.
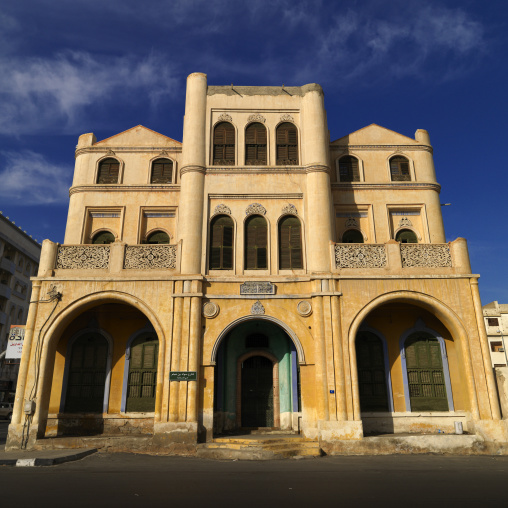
<box><xmin>245</xmin><ymin>123</ymin><xmax>267</xmax><ymax>165</ymax></box>
<box><xmin>146</xmin><ymin>231</ymin><xmax>170</xmax><ymax>244</ymax></box>
<box><xmin>339</xmin><ymin>156</ymin><xmax>360</xmax><ymax>182</ymax></box>
<box><xmin>151</xmin><ymin>158</ymin><xmax>173</xmax><ymax>184</ymax></box>
<box><xmin>209</xmin><ymin>215</ymin><xmax>234</xmax><ymax>270</ymax></box>
<box><xmin>342</xmin><ymin>229</ymin><xmax>364</xmax><ymax>243</ymax></box>
<box><xmin>395</xmin><ymin>229</ymin><xmax>418</xmax><ymax>244</ymax></box>
<box><xmin>213</xmin><ymin>122</ymin><xmax>235</xmax><ymax>165</ymax></box>
<box><xmin>487</xmin><ymin>318</ymin><xmax>500</xmax><ymax>327</ymax></box>
<box><xmin>245</xmin><ymin>215</ymin><xmax>268</xmax><ymax>269</ymax></box>
<box><xmin>390</xmin><ymin>156</ymin><xmax>411</xmax><ymax>182</ymax></box>
<box><xmin>97</xmin><ymin>158</ymin><xmax>120</xmax><ymax>184</ymax></box>
<box><xmin>279</xmin><ymin>216</ymin><xmax>302</xmax><ymax>269</ymax></box>
<box><xmin>92</xmin><ymin>231</ymin><xmax>115</xmax><ymax>244</ymax></box>
<box><xmin>246</xmin><ymin>334</ymin><xmax>269</xmax><ymax>348</ymax></box>
<box><xmin>276</xmin><ymin>123</ymin><xmax>298</xmax><ymax>165</ymax></box>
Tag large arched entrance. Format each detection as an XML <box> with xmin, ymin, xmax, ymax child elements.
<box><xmin>213</xmin><ymin>319</ymin><xmax>301</xmax><ymax>434</ymax></box>
<box><xmin>352</xmin><ymin>300</ymin><xmax>468</xmax><ymax>435</ymax></box>
<box><xmin>47</xmin><ymin>302</ymin><xmax>161</xmax><ymax>437</ymax></box>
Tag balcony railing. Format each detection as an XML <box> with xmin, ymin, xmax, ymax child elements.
<box><xmin>49</xmin><ymin>243</ymin><xmax>180</xmax><ymax>273</ymax></box>
<box><xmin>0</xmin><ymin>257</ymin><xmax>16</xmax><ymax>275</ymax></box>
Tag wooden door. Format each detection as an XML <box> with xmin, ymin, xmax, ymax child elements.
<box><xmin>241</xmin><ymin>356</ymin><xmax>274</xmax><ymax>427</ymax></box>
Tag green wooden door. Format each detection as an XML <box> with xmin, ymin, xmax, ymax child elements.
<box><xmin>241</xmin><ymin>356</ymin><xmax>274</xmax><ymax>427</ymax></box>
<box><xmin>126</xmin><ymin>336</ymin><xmax>158</xmax><ymax>412</ymax></box>
<box><xmin>356</xmin><ymin>332</ymin><xmax>390</xmax><ymax>412</ymax></box>
<box><xmin>405</xmin><ymin>334</ymin><xmax>449</xmax><ymax>411</ymax></box>
<box><xmin>65</xmin><ymin>334</ymin><xmax>108</xmax><ymax>413</ymax></box>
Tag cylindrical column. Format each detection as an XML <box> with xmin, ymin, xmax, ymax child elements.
<box><xmin>331</xmin><ymin>295</ymin><xmax>347</xmax><ymax>420</ymax></box>
<box><xmin>470</xmin><ymin>279</ymin><xmax>502</xmax><ymax>420</ymax></box>
<box><xmin>11</xmin><ymin>283</ymin><xmax>41</xmax><ymax>425</ymax></box>
<box><xmin>302</xmin><ymin>86</ymin><xmax>333</xmax><ymax>272</ymax></box>
<box><xmin>451</xmin><ymin>238</ymin><xmax>472</xmax><ymax>273</ymax></box>
<box><xmin>427</xmin><ymin>190</ymin><xmax>446</xmax><ymax>243</ymax></box>
<box><xmin>414</xmin><ymin>129</ymin><xmax>437</xmax><ymax>182</ymax></box>
<box><xmin>312</xmin><ymin>291</ymin><xmax>329</xmax><ymax>421</ymax></box>
<box><xmin>179</xmin><ymin>72</ymin><xmax>208</xmax><ymax>274</ymax></box>
<box><xmin>168</xmin><ymin>296</ymin><xmax>183</xmax><ymax>422</ymax></box>
<box><xmin>37</xmin><ymin>240</ymin><xmax>58</xmax><ymax>277</ymax></box>
<box><xmin>187</xmin><ymin>295</ymin><xmax>201</xmax><ymax>422</ymax></box>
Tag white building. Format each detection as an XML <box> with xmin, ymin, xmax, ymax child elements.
<box><xmin>483</xmin><ymin>301</ymin><xmax>508</xmax><ymax>368</ymax></box>
<box><xmin>0</xmin><ymin>211</ymin><xmax>41</xmax><ymax>401</ymax></box>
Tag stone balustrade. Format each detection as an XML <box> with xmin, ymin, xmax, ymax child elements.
<box><xmin>38</xmin><ymin>241</ymin><xmax>180</xmax><ymax>276</ymax></box>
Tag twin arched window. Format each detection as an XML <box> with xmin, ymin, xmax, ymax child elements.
<box><xmin>97</xmin><ymin>158</ymin><xmax>120</xmax><ymax>184</ymax></box>
<box><xmin>209</xmin><ymin>214</ymin><xmax>302</xmax><ymax>270</ymax></box>
<box><xmin>390</xmin><ymin>156</ymin><xmax>411</xmax><ymax>181</ymax></box>
<box><xmin>151</xmin><ymin>158</ymin><xmax>173</xmax><ymax>184</ymax></box>
<box><xmin>212</xmin><ymin>121</ymin><xmax>299</xmax><ymax>166</ymax></box>
<box><xmin>338</xmin><ymin>156</ymin><xmax>360</xmax><ymax>182</ymax></box>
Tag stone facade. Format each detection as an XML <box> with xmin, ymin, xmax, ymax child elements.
<box><xmin>0</xmin><ymin>212</ymin><xmax>41</xmax><ymax>401</ymax></box>
<box><xmin>6</xmin><ymin>73</ymin><xmax>508</xmax><ymax>453</ymax></box>
<box><xmin>483</xmin><ymin>301</ymin><xmax>508</xmax><ymax>368</ymax></box>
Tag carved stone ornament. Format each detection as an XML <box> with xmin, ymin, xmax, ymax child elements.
<box><xmin>158</xmin><ymin>150</ymin><xmax>169</xmax><ymax>157</ymax></box>
<box><xmin>214</xmin><ymin>204</ymin><xmax>232</xmax><ymax>215</ymax></box>
<box><xmin>335</xmin><ymin>245</ymin><xmax>387</xmax><ymax>268</ymax></box>
<box><xmin>218</xmin><ymin>113</ymin><xmax>233</xmax><ymax>122</ymax></box>
<box><xmin>345</xmin><ymin>216</ymin><xmax>358</xmax><ymax>228</ymax></box>
<box><xmin>280</xmin><ymin>114</ymin><xmax>294</xmax><ymax>122</ymax></box>
<box><xmin>251</xmin><ymin>300</ymin><xmax>265</xmax><ymax>315</ymax></box>
<box><xmin>246</xmin><ymin>203</ymin><xmax>266</xmax><ymax>216</ymax></box>
<box><xmin>297</xmin><ymin>300</ymin><xmax>312</xmax><ymax>317</ymax></box>
<box><xmin>202</xmin><ymin>302</ymin><xmax>220</xmax><ymax>319</ymax></box>
<box><xmin>248</xmin><ymin>113</ymin><xmax>266</xmax><ymax>123</ymax></box>
<box><xmin>398</xmin><ymin>217</ymin><xmax>413</xmax><ymax>227</ymax></box>
<box><xmin>124</xmin><ymin>245</ymin><xmax>177</xmax><ymax>269</ymax></box>
<box><xmin>400</xmin><ymin>244</ymin><xmax>452</xmax><ymax>268</ymax></box>
<box><xmin>56</xmin><ymin>245</ymin><xmax>110</xmax><ymax>269</ymax></box>
<box><xmin>106</xmin><ymin>149</ymin><xmax>116</xmax><ymax>155</ymax></box>
<box><xmin>240</xmin><ymin>281</ymin><xmax>275</xmax><ymax>295</ymax></box>
<box><xmin>282</xmin><ymin>204</ymin><xmax>297</xmax><ymax>215</ymax></box>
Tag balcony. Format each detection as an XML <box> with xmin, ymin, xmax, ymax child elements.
<box><xmin>331</xmin><ymin>238</ymin><xmax>471</xmax><ymax>275</ymax></box>
<box><xmin>0</xmin><ymin>257</ymin><xmax>16</xmax><ymax>275</ymax></box>
<box><xmin>0</xmin><ymin>282</ymin><xmax>11</xmax><ymax>300</ymax></box>
<box><xmin>37</xmin><ymin>241</ymin><xmax>181</xmax><ymax>276</ymax></box>
<box><xmin>0</xmin><ymin>310</ymin><xmax>6</xmax><ymax>325</ymax></box>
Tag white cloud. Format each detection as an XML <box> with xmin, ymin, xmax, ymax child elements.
<box><xmin>0</xmin><ymin>51</ymin><xmax>178</xmax><ymax>135</ymax></box>
<box><xmin>0</xmin><ymin>151</ymin><xmax>72</xmax><ymax>204</ymax></box>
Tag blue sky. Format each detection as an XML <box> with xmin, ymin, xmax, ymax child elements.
<box><xmin>0</xmin><ymin>0</ymin><xmax>507</xmax><ymax>303</ymax></box>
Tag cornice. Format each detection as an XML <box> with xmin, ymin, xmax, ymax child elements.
<box><xmin>75</xmin><ymin>146</ymin><xmax>182</xmax><ymax>158</ymax></box>
<box><xmin>331</xmin><ymin>144</ymin><xmax>433</xmax><ymax>154</ymax></box>
<box><xmin>69</xmin><ymin>185</ymin><xmax>180</xmax><ymax>195</ymax></box>
<box><xmin>331</xmin><ymin>182</ymin><xmax>441</xmax><ymax>192</ymax></box>
<box><xmin>209</xmin><ymin>193</ymin><xmax>303</xmax><ymax>200</ymax></box>
<box><xmin>206</xmin><ymin>165</ymin><xmax>306</xmax><ymax>174</ymax></box>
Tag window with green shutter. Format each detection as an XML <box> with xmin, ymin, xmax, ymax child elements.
<box><xmin>279</xmin><ymin>216</ymin><xmax>302</xmax><ymax>269</ymax></box>
<box><xmin>389</xmin><ymin>156</ymin><xmax>411</xmax><ymax>181</ymax></box>
<box><xmin>65</xmin><ymin>333</ymin><xmax>108</xmax><ymax>413</ymax></box>
<box><xmin>342</xmin><ymin>229</ymin><xmax>364</xmax><ymax>243</ymax></box>
<box><xmin>245</xmin><ymin>215</ymin><xmax>268</xmax><ymax>269</ymax></box>
<box><xmin>339</xmin><ymin>156</ymin><xmax>360</xmax><ymax>182</ymax></box>
<box><xmin>356</xmin><ymin>332</ymin><xmax>390</xmax><ymax>412</ymax></box>
<box><xmin>92</xmin><ymin>231</ymin><xmax>115</xmax><ymax>244</ymax></box>
<box><xmin>213</xmin><ymin>122</ymin><xmax>235</xmax><ymax>165</ymax></box>
<box><xmin>97</xmin><ymin>158</ymin><xmax>120</xmax><ymax>184</ymax></box>
<box><xmin>245</xmin><ymin>123</ymin><xmax>267</xmax><ymax>165</ymax></box>
<box><xmin>146</xmin><ymin>231</ymin><xmax>170</xmax><ymax>244</ymax></box>
<box><xmin>276</xmin><ymin>123</ymin><xmax>298</xmax><ymax>165</ymax></box>
<box><xmin>209</xmin><ymin>215</ymin><xmax>234</xmax><ymax>270</ymax></box>
<box><xmin>151</xmin><ymin>158</ymin><xmax>173</xmax><ymax>183</ymax></box>
<box><xmin>126</xmin><ymin>335</ymin><xmax>159</xmax><ymax>412</ymax></box>
<box><xmin>395</xmin><ymin>229</ymin><xmax>418</xmax><ymax>243</ymax></box>
<box><xmin>405</xmin><ymin>333</ymin><xmax>448</xmax><ymax>411</ymax></box>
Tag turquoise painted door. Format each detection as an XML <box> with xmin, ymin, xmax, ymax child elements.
<box><xmin>241</xmin><ymin>356</ymin><xmax>274</xmax><ymax>427</ymax></box>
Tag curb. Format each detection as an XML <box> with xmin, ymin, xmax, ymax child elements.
<box><xmin>0</xmin><ymin>448</ymin><xmax>97</xmax><ymax>467</ymax></box>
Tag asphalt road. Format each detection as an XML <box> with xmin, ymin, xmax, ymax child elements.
<box><xmin>1</xmin><ymin>451</ymin><xmax>507</xmax><ymax>508</ymax></box>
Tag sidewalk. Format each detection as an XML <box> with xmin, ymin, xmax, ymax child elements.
<box><xmin>0</xmin><ymin>445</ymin><xmax>97</xmax><ymax>467</ymax></box>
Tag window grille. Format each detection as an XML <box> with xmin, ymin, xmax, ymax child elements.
<box><xmin>213</xmin><ymin>122</ymin><xmax>235</xmax><ymax>165</ymax></box>
<box><xmin>151</xmin><ymin>158</ymin><xmax>173</xmax><ymax>183</ymax></box>
<box><xmin>245</xmin><ymin>123</ymin><xmax>267</xmax><ymax>165</ymax></box>
<box><xmin>97</xmin><ymin>158</ymin><xmax>120</xmax><ymax>184</ymax></box>
<box><xmin>339</xmin><ymin>156</ymin><xmax>360</xmax><ymax>182</ymax></box>
<box><xmin>276</xmin><ymin>123</ymin><xmax>298</xmax><ymax>165</ymax></box>
<box><xmin>390</xmin><ymin>156</ymin><xmax>411</xmax><ymax>181</ymax></box>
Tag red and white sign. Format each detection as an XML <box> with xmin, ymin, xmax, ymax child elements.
<box><xmin>6</xmin><ymin>325</ymin><xmax>25</xmax><ymax>360</ymax></box>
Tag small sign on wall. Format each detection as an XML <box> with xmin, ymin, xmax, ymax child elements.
<box><xmin>6</xmin><ymin>325</ymin><xmax>25</xmax><ymax>361</ymax></box>
<box><xmin>170</xmin><ymin>371</ymin><xmax>197</xmax><ymax>381</ymax></box>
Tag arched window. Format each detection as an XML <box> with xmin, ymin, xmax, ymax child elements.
<box><xmin>276</xmin><ymin>123</ymin><xmax>298</xmax><ymax>165</ymax></box>
<box><xmin>146</xmin><ymin>231</ymin><xmax>170</xmax><ymax>244</ymax></box>
<box><xmin>356</xmin><ymin>331</ymin><xmax>390</xmax><ymax>412</ymax></box>
<box><xmin>245</xmin><ymin>215</ymin><xmax>268</xmax><ymax>270</ymax></box>
<box><xmin>17</xmin><ymin>309</ymin><xmax>23</xmax><ymax>323</ymax></box>
<box><xmin>404</xmin><ymin>333</ymin><xmax>448</xmax><ymax>411</ymax></box>
<box><xmin>279</xmin><ymin>216</ymin><xmax>302</xmax><ymax>269</ymax></box>
<box><xmin>209</xmin><ymin>215</ymin><xmax>234</xmax><ymax>270</ymax></box>
<box><xmin>126</xmin><ymin>335</ymin><xmax>159</xmax><ymax>412</ymax></box>
<box><xmin>338</xmin><ymin>156</ymin><xmax>360</xmax><ymax>182</ymax></box>
<box><xmin>389</xmin><ymin>156</ymin><xmax>411</xmax><ymax>181</ymax></box>
<box><xmin>396</xmin><ymin>229</ymin><xmax>418</xmax><ymax>243</ymax></box>
<box><xmin>97</xmin><ymin>158</ymin><xmax>120</xmax><ymax>184</ymax></box>
<box><xmin>92</xmin><ymin>231</ymin><xmax>115</xmax><ymax>244</ymax></box>
<box><xmin>65</xmin><ymin>333</ymin><xmax>108</xmax><ymax>413</ymax></box>
<box><xmin>342</xmin><ymin>229</ymin><xmax>364</xmax><ymax>243</ymax></box>
<box><xmin>245</xmin><ymin>123</ymin><xmax>267</xmax><ymax>165</ymax></box>
<box><xmin>213</xmin><ymin>122</ymin><xmax>235</xmax><ymax>165</ymax></box>
<box><xmin>151</xmin><ymin>158</ymin><xmax>173</xmax><ymax>184</ymax></box>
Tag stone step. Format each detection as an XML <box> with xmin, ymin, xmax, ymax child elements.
<box><xmin>212</xmin><ymin>437</ymin><xmax>308</xmax><ymax>445</ymax></box>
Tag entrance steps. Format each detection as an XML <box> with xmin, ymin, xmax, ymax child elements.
<box><xmin>197</xmin><ymin>434</ymin><xmax>322</xmax><ymax>460</ymax></box>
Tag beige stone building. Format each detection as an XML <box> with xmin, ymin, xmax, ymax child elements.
<box><xmin>0</xmin><ymin>212</ymin><xmax>41</xmax><ymax>402</ymax></box>
<box><xmin>6</xmin><ymin>73</ymin><xmax>508</xmax><ymax>453</ymax></box>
